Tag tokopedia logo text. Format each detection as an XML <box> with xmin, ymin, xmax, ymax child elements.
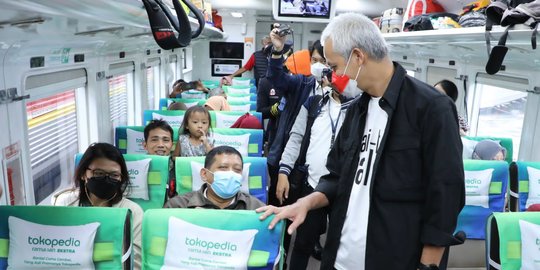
<box><xmin>465</xmin><ymin>178</ymin><xmax>481</xmax><ymax>185</ymax></box>
<box><xmin>28</xmin><ymin>236</ymin><xmax>80</xmax><ymax>248</ymax></box>
<box><xmin>215</xmin><ymin>140</ymin><xmax>242</xmax><ymax>147</ymax></box>
<box><xmin>185</xmin><ymin>237</ymin><xmax>237</xmax><ymax>251</ymax></box>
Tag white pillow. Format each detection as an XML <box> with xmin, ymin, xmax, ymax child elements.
<box><xmin>181</xmin><ymin>91</ymin><xmax>206</xmax><ymax>100</ymax></box>
<box><xmin>229</xmin><ymin>104</ymin><xmax>252</xmax><ymax>112</ymax></box>
<box><xmin>152</xmin><ymin>112</ymin><xmax>183</xmax><ymax>128</ymax></box>
<box><xmin>232</xmin><ymin>78</ymin><xmax>251</xmax><ymax>87</ymax></box>
<box><xmin>183</xmin><ymin>101</ymin><xmax>199</xmax><ymax>108</ymax></box>
<box><xmin>8</xmin><ymin>216</ymin><xmax>100</xmax><ymax>269</ymax></box>
<box><xmin>519</xmin><ymin>220</ymin><xmax>540</xmax><ymax>269</ymax></box>
<box><xmin>526</xmin><ymin>166</ymin><xmax>540</xmax><ymax>208</ymax></box>
<box><xmin>461</xmin><ymin>137</ymin><xmax>478</xmax><ymax>160</ymax></box>
<box><xmin>215</xmin><ymin>113</ymin><xmax>241</xmax><ymax>128</ymax></box>
<box><xmin>212</xmin><ymin>133</ymin><xmax>251</xmax><ymax>157</ymax></box>
<box><xmin>464</xmin><ymin>168</ymin><xmax>493</xmax><ymax>208</ymax></box>
<box><xmin>162</xmin><ymin>216</ymin><xmax>258</xmax><ymax>270</ymax></box>
<box><xmin>227</xmin><ymin>96</ymin><xmax>251</xmax><ymax>103</ymax></box>
<box><xmin>125</xmin><ymin>158</ymin><xmax>152</xmax><ymax>200</ymax></box>
<box><xmin>126</xmin><ymin>129</ymin><xmax>147</xmax><ymax>154</ymax></box>
<box><xmin>228</xmin><ymin>87</ymin><xmax>251</xmax><ymax>95</ymax></box>
<box><xmin>190</xmin><ymin>161</ymin><xmax>251</xmax><ymax>194</ymax></box>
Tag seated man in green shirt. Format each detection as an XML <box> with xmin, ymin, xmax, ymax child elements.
<box><xmin>164</xmin><ymin>146</ymin><xmax>265</xmax><ymax>210</ymax></box>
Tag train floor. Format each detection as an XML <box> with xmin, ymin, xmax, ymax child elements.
<box><xmin>284</xmin><ymin>231</ymin><xmax>323</xmax><ymax>270</ymax></box>
<box><xmin>285</xmin><ymin>232</ymin><xmax>484</xmax><ymax>270</ymax></box>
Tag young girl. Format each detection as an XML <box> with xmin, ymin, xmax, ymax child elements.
<box><xmin>52</xmin><ymin>143</ymin><xmax>143</xmax><ymax>269</ymax></box>
<box><xmin>174</xmin><ymin>106</ymin><xmax>214</xmax><ymax>157</ymax></box>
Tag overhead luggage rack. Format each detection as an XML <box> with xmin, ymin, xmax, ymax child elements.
<box><xmin>384</xmin><ymin>26</ymin><xmax>540</xmax><ymax>71</ymax></box>
<box><xmin>0</xmin><ymin>0</ymin><xmax>226</xmax><ymax>40</ymax></box>
<box><xmin>383</xmin><ymin>25</ymin><xmax>536</xmax><ymax>45</ymax></box>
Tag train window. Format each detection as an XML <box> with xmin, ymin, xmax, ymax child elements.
<box><xmin>108</xmin><ymin>74</ymin><xmax>130</xmax><ymax>132</ymax></box>
<box><xmin>406</xmin><ymin>70</ymin><xmax>415</xmax><ymax>77</ymax></box>
<box><xmin>146</xmin><ymin>58</ymin><xmax>160</xmax><ymax>110</ymax></box>
<box><xmin>26</xmin><ymin>90</ymin><xmax>80</xmax><ymax>204</ymax></box>
<box><xmin>108</xmin><ymin>61</ymin><xmax>135</xmax><ymax>138</ymax></box>
<box><xmin>471</xmin><ymin>83</ymin><xmax>528</xmax><ymax>159</ymax></box>
<box><xmin>25</xmin><ymin>69</ymin><xmax>87</xmax><ymax>204</ymax></box>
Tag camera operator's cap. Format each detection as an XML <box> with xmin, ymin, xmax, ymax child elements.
<box><xmin>285</xmin><ymin>49</ymin><xmax>311</xmax><ymax>76</ymax></box>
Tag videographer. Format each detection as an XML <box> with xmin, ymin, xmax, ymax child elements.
<box><xmin>222</xmin><ymin>24</ymin><xmax>293</xmax><ymax>87</ymax></box>
<box><xmin>256</xmin><ymin>24</ymin><xmax>293</xmax><ymax>148</ymax></box>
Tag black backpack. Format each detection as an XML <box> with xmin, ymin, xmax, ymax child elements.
<box><xmin>485</xmin><ymin>0</ymin><xmax>540</xmax><ymax>74</ymax></box>
<box><xmin>403</xmin><ymin>12</ymin><xmax>459</xmax><ymax>31</ymax></box>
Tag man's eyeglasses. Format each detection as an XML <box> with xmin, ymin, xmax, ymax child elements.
<box><xmin>87</xmin><ymin>168</ymin><xmax>122</xmax><ymax>180</ymax></box>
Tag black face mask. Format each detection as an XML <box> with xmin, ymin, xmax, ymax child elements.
<box><xmin>85</xmin><ymin>176</ymin><xmax>121</xmax><ymax>200</ymax></box>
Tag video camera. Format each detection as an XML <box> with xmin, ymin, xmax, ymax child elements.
<box><xmin>277</xmin><ymin>25</ymin><xmax>292</xmax><ymax>37</ymax></box>
<box><xmin>322</xmin><ymin>68</ymin><xmax>332</xmax><ymax>82</ymax></box>
<box><xmin>182</xmin><ymin>81</ymin><xmax>199</xmax><ymax>90</ymax></box>
<box><xmin>271</xmin><ymin>23</ymin><xmax>293</xmax><ymax>37</ymax></box>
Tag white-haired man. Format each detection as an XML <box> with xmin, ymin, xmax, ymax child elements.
<box><xmin>258</xmin><ymin>13</ymin><xmax>465</xmax><ymax>270</ymax></box>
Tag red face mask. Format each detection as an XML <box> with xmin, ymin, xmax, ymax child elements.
<box><xmin>332</xmin><ymin>72</ymin><xmax>350</xmax><ymax>94</ymax></box>
<box><xmin>331</xmin><ymin>52</ymin><xmax>360</xmax><ymax>94</ymax></box>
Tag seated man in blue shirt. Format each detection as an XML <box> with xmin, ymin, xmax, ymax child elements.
<box><xmin>164</xmin><ymin>146</ymin><xmax>264</xmax><ymax>210</ymax></box>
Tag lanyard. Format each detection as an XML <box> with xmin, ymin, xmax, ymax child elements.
<box><xmin>313</xmin><ymin>82</ymin><xmax>321</xmax><ymax>96</ymax></box>
<box><xmin>328</xmin><ymin>98</ymin><xmax>341</xmax><ymax>149</ymax></box>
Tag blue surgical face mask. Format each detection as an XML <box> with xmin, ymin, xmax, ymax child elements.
<box><xmin>205</xmin><ymin>170</ymin><xmax>243</xmax><ymax>199</ymax></box>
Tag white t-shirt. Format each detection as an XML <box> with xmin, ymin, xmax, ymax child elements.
<box><xmin>335</xmin><ymin>97</ymin><xmax>388</xmax><ymax>270</ymax></box>
<box><xmin>305</xmin><ymin>95</ymin><xmax>344</xmax><ymax>188</ymax></box>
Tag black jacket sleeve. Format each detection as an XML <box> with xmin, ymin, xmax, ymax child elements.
<box><xmin>420</xmin><ymin>96</ymin><xmax>466</xmax><ymax>246</ymax></box>
<box><xmin>266</xmin><ymin>56</ymin><xmax>303</xmax><ymax>98</ymax></box>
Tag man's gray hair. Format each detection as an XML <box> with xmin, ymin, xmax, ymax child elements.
<box><xmin>321</xmin><ymin>13</ymin><xmax>389</xmax><ymax>61</ymax></box>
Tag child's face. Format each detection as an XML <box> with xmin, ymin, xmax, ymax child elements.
<box><xmin>187</xmin><ymin>111</ymin><xmax>210</xmax><ymax>138</ymax></box>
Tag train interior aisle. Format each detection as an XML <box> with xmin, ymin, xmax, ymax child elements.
<box><xmin>0</xmin><ymin>0</ymin><xmax>540</xmax><ymax>270</ymax></box>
